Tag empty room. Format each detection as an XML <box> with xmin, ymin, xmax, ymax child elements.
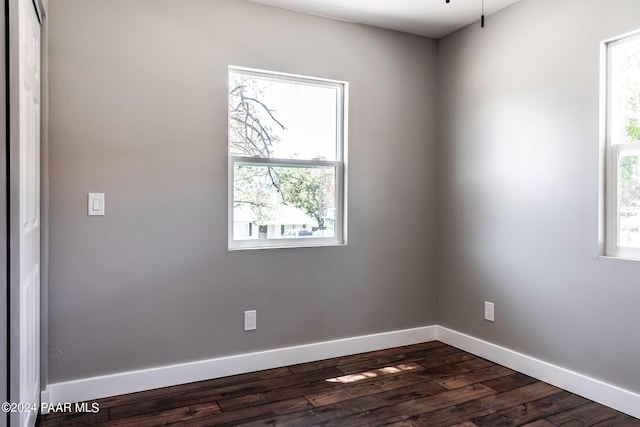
<box><xmin>3</xmin><ymin>0</ymin><xmax>640</xmax><ymax>425</ymax></box>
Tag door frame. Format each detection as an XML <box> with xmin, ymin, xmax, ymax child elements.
<box><xmin>8</xmin><ymin>0</ymin><xmax>43</xmax><ymax>425</ymax></box>
<box><xmin>2</xmin><ymin>0</ymin><xmax>8</xmax><ymax>426</ymax></box>
<box><xmin>7</xmin><ymin>0</ymin><xmax>19</xmax><ymax>420</ymax></box>
<box><xmin>7</xmin><ymin>0</ymin><xmax>22</xmax><ymax>422</ymax></box>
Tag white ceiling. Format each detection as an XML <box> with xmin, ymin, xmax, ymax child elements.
<box><xmin>248</xmin><ymin>0</ymin><xmax>522</xmax><ymax>39</ymax></box>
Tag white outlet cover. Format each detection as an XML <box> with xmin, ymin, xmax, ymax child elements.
<box><xmin>485</xmin><ymin>302</ymin><xmax>495</xmax><ymax>322</ymax></box>
<box><xmin>244</xmin><ymin>310</ymin><xmax>257</xmax><ymax>331</ymax></box>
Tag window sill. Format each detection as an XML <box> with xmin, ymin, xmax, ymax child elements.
<box><xmin>599</xmin><ymin>255</ymin><xmax>640</xmax><ymax>262</ymax></box>
<box><xmin>229</xmin><ymin>240</ymin><xmax>347</xmax><ymax>252</ymax></box>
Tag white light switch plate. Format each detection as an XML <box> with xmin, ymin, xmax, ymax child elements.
<box><xmin>88</xmin><ymin>193</ymin><xmax>105</xmax><ymax>216</ymax></box>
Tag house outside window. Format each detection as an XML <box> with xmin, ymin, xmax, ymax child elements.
<box><xmin>228</xmin><ymin>67</ymin><xmax>347</xmax><ymax>250</ymax></box>
<box><xmin>605</xmin><ymin>31</ymin><xmax>640</xmax><ymax>259</ymax></box>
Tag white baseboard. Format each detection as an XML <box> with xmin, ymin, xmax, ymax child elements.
<box><xmin>41</xmin><ymin>325</ymin><xmax>640</xmax><ymax>420</ymax></box>
<box><xmin>42</xmin><ymin>325</ymin><xmax>437</xmax><ymax>406</ymax></box>
<box><xmin>436</xmin><ymin>326</ymin><xmax>640</xmax><ymax>419</ymax></box>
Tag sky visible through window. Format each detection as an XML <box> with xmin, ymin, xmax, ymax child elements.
<box><xmin>229</xmin><ymin>73</ymin><xmax>338</xmax><ymax>160</ymax></box>
<box><xmin>612</xmin><ymin>38</ymin><xmax>640</xmax><ymax>146</ymax></box>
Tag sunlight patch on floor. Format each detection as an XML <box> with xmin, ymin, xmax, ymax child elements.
<box><xmin>325</xmin><ymin>363</ymin><xmax>420</xmax><ymax>384</ymax></box>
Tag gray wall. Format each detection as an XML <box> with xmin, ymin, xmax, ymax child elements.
<box><xmin>47</xmin><ymin>0</ymin><xmax>439</xmax><ymax>382</ymax></box>
<box><xmin>438</xmin><ymin>0</ymin><xmax>640</xmax><ymax>393</ymax></box>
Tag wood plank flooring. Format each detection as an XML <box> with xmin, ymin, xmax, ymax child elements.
<box><xmin>36</xmin><ymin>342</ymin><xmax>640</xmax><ymax>426</ymax></box>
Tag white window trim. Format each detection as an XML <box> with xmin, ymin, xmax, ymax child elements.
<box><xmin>604</xmin><ymin>30</ymin><xmax>640</xmax><ymax>260</ymax></box>
<box><xmin>227</xmin><ymin>66</ymin><xmax>348</xmax><ymax>250</ymax></box>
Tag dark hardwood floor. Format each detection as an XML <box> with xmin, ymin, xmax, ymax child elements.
<box><xmin>36</xmin><ymin>341</ymin><xmax>640</xmax><ymax>426</ymax></box>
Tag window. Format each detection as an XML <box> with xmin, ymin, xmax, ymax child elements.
<box><xmin>228</xmin><ymin>67</ymin><xmax>347</xmax><ymax>249</ymax></box>
<box><xmin>605</xmin><ymin>32</ymin><xmax>640</xmax><ymax>258</ymax></box>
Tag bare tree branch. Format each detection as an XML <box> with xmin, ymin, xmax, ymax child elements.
<box><xmin>241</xmin><ymin>96</ymin><xmax>286</xmax><ymax>130</ymax></box>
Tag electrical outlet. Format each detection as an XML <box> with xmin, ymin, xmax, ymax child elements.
<box><xmin>244</xmin><ymin>310</ymin><xmax>256</xmax><ymax>331</ymax></box>
<box><xmin>484</xmin><ymin>302</ymin><xmax>495</xmax><ymax>322</ymax></box>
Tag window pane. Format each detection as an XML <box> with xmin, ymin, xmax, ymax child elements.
<box><xmin>233</xmin><ymin>164</ymin><xmax>336</xmax><ymax>241</ymax></box>
<box><xmin>611</xmin><ymin>38</ymin><xmax>640</xmax><ymax>145</ymax></box>
<box><xmin>229</xmin><ymin>71</ymin><xmax>339</xmax><ymax>160</ymax></box>
<box><xmin>618</xmin><ymin>153</ymin><xmax>640</xmax><ymax>248</ymax></box>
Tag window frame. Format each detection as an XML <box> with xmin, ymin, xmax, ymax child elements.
<box><xmin>227</xmin><ymin>66</ymin><xmax>348</xmax><ymax>250</ymax></box>
<box><xmin>604</xmin><ymin>31</ymin><xmax>640</xmax><ymax>259</ymax></box>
